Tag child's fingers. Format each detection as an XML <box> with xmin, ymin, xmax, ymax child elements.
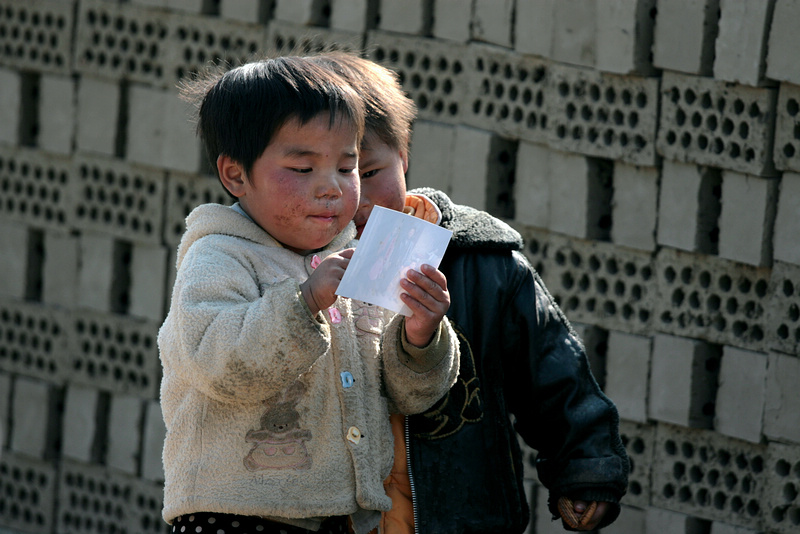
<box><xmin>404</xmin><ymin>269</ymin><xmax>448</xmax><ymax>302</ymax></box>
<box><xmin>419</xmin><ymin>264</ymin><xmax>448</xmax><ymax>290</ymax></box>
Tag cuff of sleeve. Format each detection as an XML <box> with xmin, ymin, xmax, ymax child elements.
<box><xmin>399</xmin><ymin>319</ymin><xmax>446</xmax><ymax>373</ymax></box>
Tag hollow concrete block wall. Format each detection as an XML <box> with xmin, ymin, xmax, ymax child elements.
<box><xmin>0</xmin><ymin>1</ymin><xmax>799</xmax><ymax>533</ymax></box>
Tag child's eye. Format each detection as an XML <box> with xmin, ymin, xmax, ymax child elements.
<box><xmin>291</xmin><ymin>168</ymin><xmax>312</xmax><ymax>174</ymax></box>
<box><xmin>361</xmin><ymin>169</ymin><xmax>379</xmax><ymax>179</ymax></box>
<box><xmin>340</xmin><ymin>167</ymin><xmax>356</xmax><ymax>174</ymax></box>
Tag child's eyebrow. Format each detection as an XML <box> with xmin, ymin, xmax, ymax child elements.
<box><xmin>282</xmin><ymin>147</ymin><xmax>358</xmax><ymax>159</ymax></box>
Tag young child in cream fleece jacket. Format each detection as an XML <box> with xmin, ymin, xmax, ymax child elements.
<box><xmin>158</xmin><ymin>56</ymin><xmax>459</xmax><ymax>534</ymax></box>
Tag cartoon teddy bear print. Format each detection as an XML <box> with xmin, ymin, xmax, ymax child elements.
<box><xmin>243</xmin><ymin>380</ymin><xmax>312</xmax><ymax>471</ymax></box>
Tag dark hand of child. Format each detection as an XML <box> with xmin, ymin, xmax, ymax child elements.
<box><xmin>300</xmin><ymin>249</ymin><xmax>354</xmax><ymax>316</ymax></box>
<box><xmin>400</xmin><ymin>264</ymin><xmax>450</xmax><ymax>348</ymax></box>
<box><xmin>557</xmin><ymin>496</ymin><xmax>608</xmax><ymax>531</ymax></box>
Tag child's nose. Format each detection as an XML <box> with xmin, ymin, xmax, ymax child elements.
<box><xmin>315</xmin><ymin>171</ymin><xmax>343</xmax><ymax>198</ymax></box>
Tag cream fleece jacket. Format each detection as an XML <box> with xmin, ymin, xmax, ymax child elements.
<box><xmin>158</xmin><ymin>204</ymin><xmax>459</xmax><ymax>533</ymax></box>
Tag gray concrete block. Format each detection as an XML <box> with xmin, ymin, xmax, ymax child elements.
<box><xmin>773</xmin><ymin>172</ymin><xmax>800</xmax><ymax>265</ymax></box>
<box><xmin>432</xmin><ymin>0</ymin><xmax>471</xmax><ymax>42</ymax></box>
<box><xmin>618</xmin><ymin>420</ymin><xmax>656</xmax><ymax>509</ymax></box>
<box><xmin>0</xmin><ymin>220</ymin><xmax>29</xmax><ymax>300</ymax></box>
<box><xmin>407</xmin><ymin>120</ymin><xmax>455</xmax><ymax>193</ymax></box>
<box><xmin>645</xmin><ymin>508</ymin><xmax>708</xmax><ymax>534</ymax></box>
<box><xmin>717</xmin><ymin>171</ymin><xmax>777</xmax><ymax>267</ymax></box>
<box><xmin>534</xmin><ymin>484</ymin><xmax>564</xmax><ymax>534</ymax></box>
<box><xmin>450</xmin><ymin>126</ymin><xmax>516</xmax><ymax>219</ymax></box>
<box><xmin>714</xmin><ymin>346</ymin><xmax>766</xmax><ymax>443</ymax></box>
<box><xmin>710</xmin><ymin>523</ymin><xmax>761</xmax><ymax>534</ymax></box>
<box><xmin>42</xmin><ymin>229</ymin><xmax>80</xmax><ymax>308</ymax></box>
<box><xmin>107</xmin><ymin>394</ymin><xmax>143</xmax><ymax>474</ymax></box>
<box><xmin>166</xmin><ymin>0</ymin><xmax>214</xmax><ymax>12</ymax></box>
<box><xmin>602</xmin><ymin>504</ymin><xmax>646</xmax><ymax>534</ymax></box>
<box><xmin>38</xmin><ymin>74</ymin><xmax>75</xmax><ymax>155</ymax></box>
<box><xmin>605</xmin><ymin>331</ymin><xmax>651</xmax><ymax>423</ymax></box>
<box><xmin>220</xmin><ymin>0</ymin><xmax>272</xmax><ymax>23</ymax></box>
<box><xmin>0</xmin><ymin>0</ymin><xmax>73</xmax><ymax>76</ymax></box>
<box><xmin>10</xmin><ymin>376</ymin><xmax>54</xmax><ymax>459</ymax></box>
<box><xmin>596</xmin><ymin>0</ymin><xmax>656</xmax><ymax>76</ymax></box>
<box><xmin>61</xmin><ymin>384</ymin><xmax>100</xmax><ymax>463</ymax></box>
<box><xmin>162</xmin><ymin>89</ymin><xmax>203</xmax><ymax>174</ymax></box>
<box><xmin>264</xmin><ymin>20</ymin><xmax>364</xmax><ymax>55</ymax></box>
<box><xmin>131</xmin><ymin>0</ymin><xmax>167</xmax><ymax>6</ymax></box>
<box><xmin>648</xmin><ymin>333</ymin><xmax>719</xmax><ymax>428</ymax></box>
<box><xmin>713</xmin><ymin>0</ymin><xmax>774</xmax><ymax>86</ymax></box>
<box><xmin>472</xmin><ymin>0</ymin><xmax>514</xmax><ymax>48</ymax></box>
<box><xmin>330</xmin><ymin>0</ymin><xmax>377</xmax><ymax>33</ymax></box>
<box><xmin>766</xmin><ymin>262</ymin><xmax>800</xmax><ymax>355</ymax></box>
<box><xmin>548</xmin><ymin>150</ymin><xmax>612</xmax><ymax>240</ymax></box>
<box><xmin>763</xmin><ymin>441</ymin><xmax>800</xmax><ymax>534</ymax></box>
<box><xmin>766</xmin><ymin>0</ymin><xmax>800</xmax><ymax>85</ymax></box>
<box><xmin>127</xmin><ymin>84</ymin><xmax>166</xmax><ymax>168</ymax></box>
<box><xmin>611</xmin><ymin>162</ymin><xmax>659</xmax><ymax>251</ymax></box>
<box><xmin>0</xmin><ymin>67</ymin><xmax>22</xmax><ymax>146</ymax></box>
<box><xmin>141</xmin><ymin>400</ymin><xmax>167</xmax><ymax>482</ymax></box>
<box><xmin>763</xmin><ymin>352</ymin><xmax>800</xmax><ymax>444</ymax></box>
<box><xmin>656</xmin><ymin>160</ymin><xmax>721</xmax><ymax>253</ymax></box>
<box><xmin>274</xmin><ymin>0</ymin><xmax>328</xmax><ymax>25</ymax></box>
<box><xmin>773</xmin><ymin>83</ymin><xmax>800</xmax><ymax>173</ymax></box>
<box><xmin>76</xmin><ymin>75</ymin><xmax>121</xmax><ymax>157</ymax></box>
<box><xmin>129</xmin><ymin>242</ymin><xmax>169</xmax><ymax>321</ymax></box>
<box><xmin>515</xmin><ymin>0</ymin><xmax>555</xmax><ymax>58</ymax></box>
<box><xmin>652</xmin><ymin>0</ymin><xmax>720</xmax><ymax>75</ymax></box>
<box><xmin>77</xmin><ymin>231</ymin><xmax>116</xmax><ymax>312</ymax></box>
<box><xmin>0</xmin><ymin>372</ymin><xmax>10</xmax><ymax>448</ymax></box>
<box><xmin>377</xmin><ymin>0</ymin><xmax>431</xmax><ymax>35</ymax></box>
<box><xmin>551</xmin><ymin>0</ymin><xmax>596</xmax><ymax>68</ymax></box>
<box><xmin>514</xmin><ymin>141</ymin><xmax>551</xmax><ymax>228</ymax></box>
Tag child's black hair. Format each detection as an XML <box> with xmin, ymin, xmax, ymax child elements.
<box><xmin>183</xmin><ymin>56</ymin><xmax>365</xmax><ymax>180</ymax></box>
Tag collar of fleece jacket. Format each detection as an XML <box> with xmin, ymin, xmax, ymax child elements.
<box><xmin>408</xmin><ymin>187</ymin><xmax>523</xmax><ymax>251</ymax></box>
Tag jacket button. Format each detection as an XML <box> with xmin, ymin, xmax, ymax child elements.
<box><xmin>347</xmin><ymin>426</ymin><xmax>361</xmax><ymax>444</ymax></box>
<box><xmin>340</xmin><ymin>371</ymin><xmax>354</xmax><ymax>388</ymax></box>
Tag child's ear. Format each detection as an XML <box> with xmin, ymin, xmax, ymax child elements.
<box><xmin>217</xmin><ymin>155</ymin><xmax>247</xmax><ymax>197</ymax></box>
<box><xmin>400</xmin><ymin>149</ymin><xmax>409</xmax><ymax>174</ymax></box>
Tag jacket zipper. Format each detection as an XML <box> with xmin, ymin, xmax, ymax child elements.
<box><xmin>405</xmin><ymin>415</ymin><xmax>419</xmax><ymax>534</ymax></box>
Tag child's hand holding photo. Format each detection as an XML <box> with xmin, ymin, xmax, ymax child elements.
<box><xmin>399</xmin><ymin>264</ymin><xmax>450</xmax><ymax>347</ymax></box>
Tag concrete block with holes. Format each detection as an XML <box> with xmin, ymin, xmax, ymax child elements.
<box><xmin>450</xmin><ymin>126</ymin><xmax>516</xmax><ymax>218</ymax></box>
<box><xmin>162</xmin><ymin>89</ymin><xmax>203</xmax><ymax>174</ymax></box>
<box><xmin>142</xmin><ymin>400</ymin><xmax>167</xmax><ymax>482</ymax></box>
<box><xmin>0</xmin><ymin>67</ymin><xmax>22</xmax><ymax>145</ymax></box>
<box><xmin>107</xmin><ymin>394</ymin><xmax>143</xmax><ymax>474</ymax></box>
<box><xmin>766</xmin><ymin>0</ymin><xmax>800</xmax><ymax>85</ymax></box>
<box><xmin>717</xmin><ymin>171</ymin><xmax>777</xmax><ymax>267</ymax></box>
<box><xmin>127</xmin><ymin>84</ymin><xmax>165</xmax><ymax>168</ymax></box>
<box><xmin>330</xmin><ymin>0</ymin><xmax>375</xmax><ymax>32</ymax></box>
<box><xmin>407</xmin><ymin>120</ymin><xmax>456</xmax><ymax>193</ymax></box>
<box><xmin>61</xmin><ymin>384</ymin><xmax>100</xmax><ymax>463</ymax></box>
<box><xmin>596</xmin><ymin>0</ymin><xmax>656</xmax><ymax>75</ymax></box>
<box><xmin>611</xmin><ymin>162</ymin><xmax>659</xmax><ymax>251</ymax></box>
<box><xmin>551</xmin><ymin>0</ymin><xmax>596</xmax><ymax>68</ymax></box>
<box><xmin>76</xmin><ymin>76</ymin><xmax>121</xmax><ymax>157</ymax></box>
<box><xmin>129</xmin><ymin>242</ymin><xmax>169</xmax><ymax>321</ymax></box>
<box><xmin>656</xmin><ymin>160</ymin><xmax>721</xmax><ymax>253</ymax></box>
<box><xmin>275</xmin><ymin>0</ymin><xmax>328</xmax><ymax>25</ymax></box>
<box><xmin>0</xmin><ymin>220</ymin><xmax>29</xmax><ymax>300</ymax></box>
<box><xmin>772</xmin><ymin>172</ymin><xmax>800</xmax><ymax>265</ymax></box>
<box><xmin>42</xmin><ymin>229</ymin><xmax>80</xmax><ymax>308</ymax></box>
<box><xmin>652</xmin><ymin>0</ymin><xmax>720</xmax><ymax>75</ymax></box>
<box><xmin>515</xmin><ymin>0</ymin><xmax>555</xmax><ymax>57</ymax></box>
<box><xmin>764</xmin><ymin>352</ymin><xmax>800</xmax><ymax>444</ymax></box>
<box><xmin>432</xmin><ymin>0</ymin><xmax>471</xmax><ymax>42</ymax></box>
<box><xmin>605</xmin><ymin>331</ymin><xmax>651</xmax><ymax>422</ymax></box>
<box><xmin>378</xmin><ymin>0</ymin><xmax>431</xmax><ymax>35</ymax></box>
<box><xmin>713</xmin><ymin>0</ymin><xmax>773</xmax><ymax>86</ymax></box>
<box><xmin>710</xmin><ymin>522</ymin><xmax>762</xmax><ymax>534</ymax></box>
<box><xmin>572</xmin><ymin>323</ymin><xmax>608</xmax><ymax>389</ymax></box>
<box><xmin>514</xmin><ymin>141</ymin><xmax>550</xmax><ymax>228</ymax></box>
<box><xmin>548</xmin><ymin>150</ymin><xmax>612</xmax><ymax>240</ymax></box>
<box><xmin>38</xmin><ymin>74</ymin><xmax>75</xmax><ymax>155</ymax></box>
<box><xmin>472</xmin><ymin>0</ymin><xmax>514</xmax><ymax>48</ymax></box>
<box><xmin>648</xmin><ymin>333</ymin><xmax>719</xmax><ymax>428</ymax></box>
<box><xmin>10</xmin><ymin>376</ymin><xmax>55</xmax><ymax>459</ymax></box>
<box><xmin>714</xmin><ymin>346</ymin><xmax>766</xmax><ymax>443</ymax></box>
<box><xmin>77</xmin><ymin>231</ymin><xmax>116</xmax><ymax>312</ymax></box>
<box><xmin>220</xmin><ymin>0</ymin><xmax>271</xmax><ymax>23</ymax></box>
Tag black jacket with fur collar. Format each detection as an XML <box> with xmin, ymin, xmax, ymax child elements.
<box><xmin>406</xmin><ymin>188</ymin><xmax>629</xmax><ymax>533</ymax></box>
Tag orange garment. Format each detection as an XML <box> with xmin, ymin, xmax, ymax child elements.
<box><xmin>373</xmin><ymin>194</ymin><xmax>441</xmax><ymax>534</ymax></box>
